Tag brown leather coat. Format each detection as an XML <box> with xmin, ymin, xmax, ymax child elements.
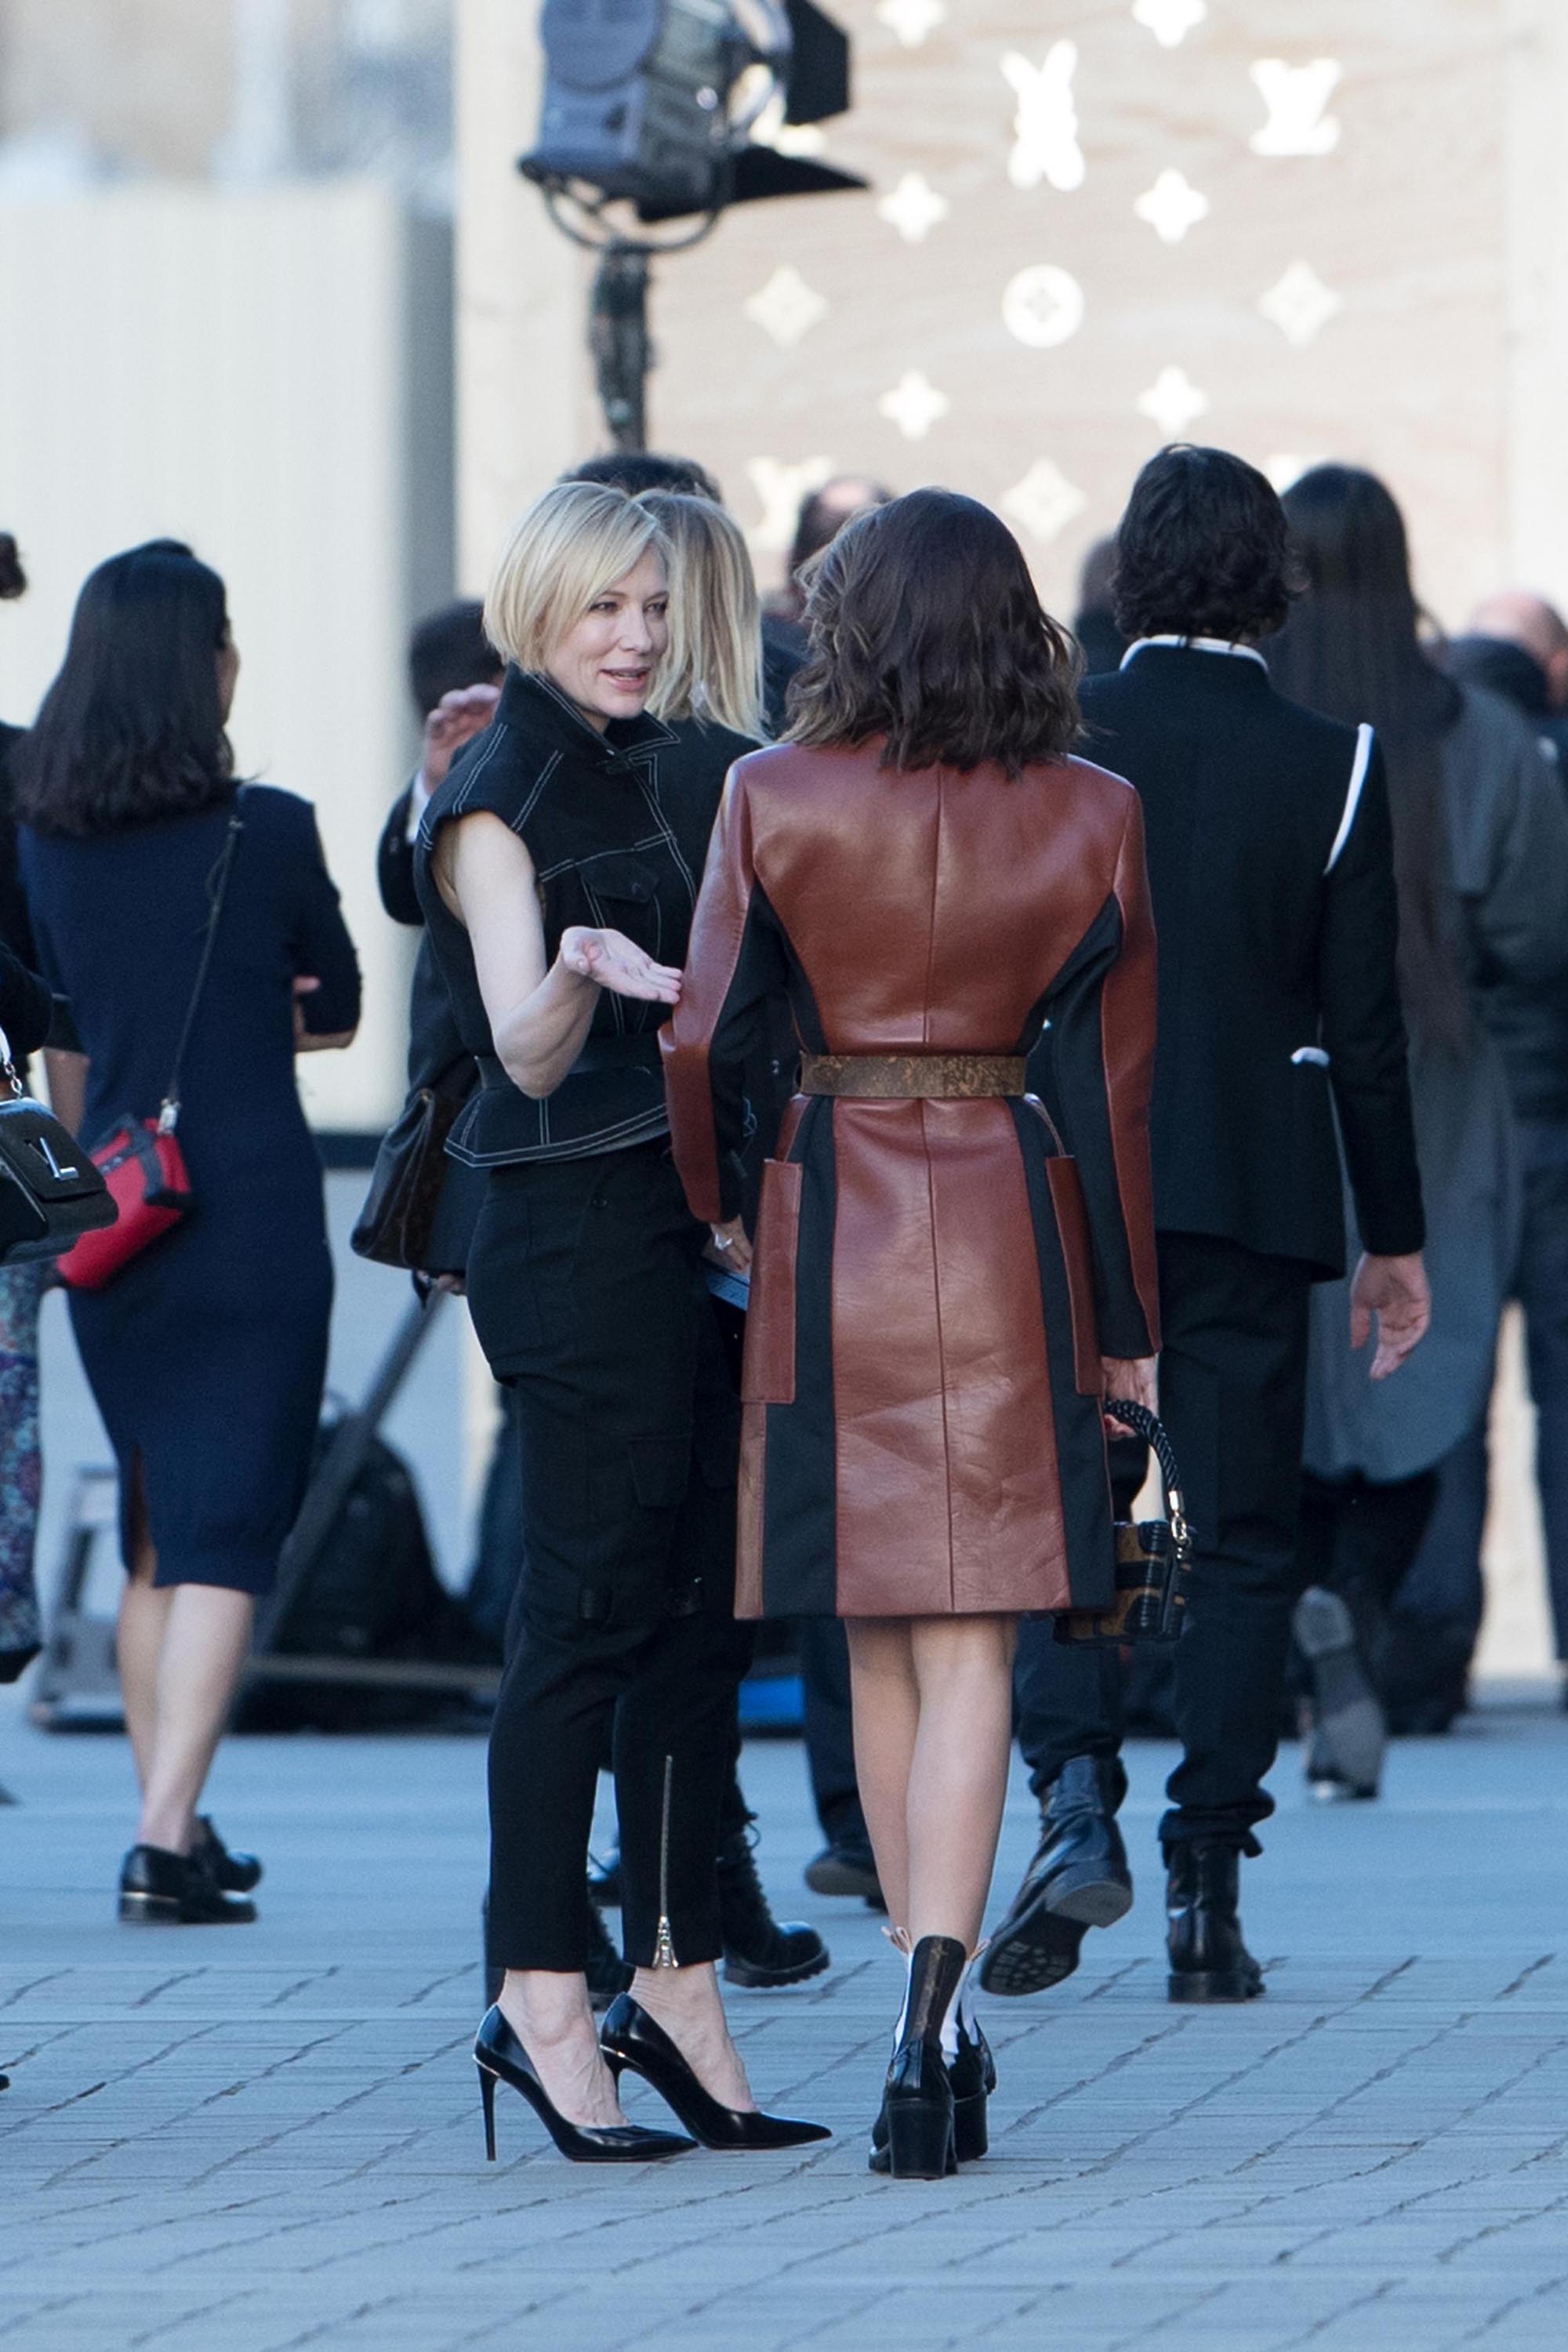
<box><xmin>663</xmin><ymin>739</ymin><xmax>1160</xmax><ymax>1620</ymax></box>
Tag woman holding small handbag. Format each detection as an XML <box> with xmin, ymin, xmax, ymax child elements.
<box><xmin>663</xmin><ymin>490</ymin><xmax>1161</xmax><ymax>2176</ymax></box>
<box><xmin>17</xmin><ymin>539</ymin><xmax>360</xmax><ymax>1923</ymax></box>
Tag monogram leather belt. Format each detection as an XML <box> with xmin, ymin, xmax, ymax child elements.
<box><xmin>799</xmin><ymin>1054</ymin><xmax>1029</xmax><ymax>1100</ymax></box>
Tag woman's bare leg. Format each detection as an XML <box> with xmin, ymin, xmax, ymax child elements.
<box><xmin>845</xmin><ymin>1618</ymin><xmax>920</xmax><ymax>1929</ymax></box>
<box><xmin>115</xmin><ymin>1462</ymin><xmax>169</xmax><ymax>1792</ymax></box>
<box><xmin>497</xmin><ymin>1969</ymin><xmax>630</xmax><ymax>2127</ymax></box>
<box><xmin>135</xmin><ymin>1585</ymin><xmax>255</xmax><ymax>1855</ymax></box>
<box><xmin>904</xmin><ymin>1616</ymin><xmax>1018</xmax><ymax>1950</ymax></box>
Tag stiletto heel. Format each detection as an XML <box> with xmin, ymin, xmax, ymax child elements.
<box><xmin>599</xmin><ymin>1994</ymin><xmax>830</xmax><ymax>2151</ymax></box>
<box><xmin>876</xmin><ymin>1934</ymin><xmax>967</xmax><ymax>2181</ymax></box>
<box><xmin>473</xmin><ymin>2005</ymin><xmax>695</xmax><ymax>2165</ymax></box>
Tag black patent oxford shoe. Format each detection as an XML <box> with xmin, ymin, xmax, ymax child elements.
<box><xmin>194</xmin><ymin>1817</ymin><xmax>263</xmax><ymax>1894</ymax></box>
<box><xmin>118</xmin><ymin>1844</ymin><xmax>256</xmax><ymax>1926</ymax></box>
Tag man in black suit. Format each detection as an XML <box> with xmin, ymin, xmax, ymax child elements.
<box><xmin>984</xmin><ymin>447</ymin><xmax>1431</xmax><ymax>2005</ymax></box>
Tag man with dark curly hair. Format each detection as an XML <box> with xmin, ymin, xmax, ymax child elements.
<box><xmin>983</xmin><ymin>445</ymin><xmax>1430</xmax><ymax>2006</ymax></box>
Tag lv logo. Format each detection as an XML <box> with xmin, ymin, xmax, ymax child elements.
<box><xmin>1249</xmin><ymin>59</ymin><xmax>1342</xmax><ymax>158</ymax></box>
<box><xmin>30</xmin><ymin>1132</ymin><xmax>81</xmax><ymax>1181</ymax></box>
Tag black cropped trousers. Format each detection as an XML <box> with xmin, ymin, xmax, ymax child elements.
<box><xmin>468</xmin><ymin>1141</ymin><xmax>753</xmax><ymax>1973</ymax></box>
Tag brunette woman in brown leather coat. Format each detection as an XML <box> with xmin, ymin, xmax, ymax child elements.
<box><xmin>664</xmin><ymin>489</ymin><xmax>1161</xmax><ymax>2176</ymax></box>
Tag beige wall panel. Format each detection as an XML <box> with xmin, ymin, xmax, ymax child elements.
<box><xmin>0</xmin><ymin>181</ymin><xmax>417</xmax><ymax>1127</ymax></box>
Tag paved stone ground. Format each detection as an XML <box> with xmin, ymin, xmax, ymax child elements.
<box><xmin>5</xmin><ymin>1693</ymin><xmax>1568</xmax><ymax>2352</ymax></box>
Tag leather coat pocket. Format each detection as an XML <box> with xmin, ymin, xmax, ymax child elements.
<box><xmin>1045</xmin><ymin>1155</ymin><xmax>1102</xmax><ymax>1395</ymax></box>
<box><xmin>740</xmin><ymin>1158</ymin><xmax>802</xmax><ymax>1404</ymax></box>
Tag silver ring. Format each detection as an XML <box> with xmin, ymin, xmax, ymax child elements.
<box><xmin>715</xmin><ymin>1236</ymin><xmax>734</xmax><ymax>1251</ymax></box>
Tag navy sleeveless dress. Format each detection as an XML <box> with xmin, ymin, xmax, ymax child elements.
<box><xmin>20</xmin><ymin>787</ymin><xmax>361</xmax><ymax>1594</ymax></box>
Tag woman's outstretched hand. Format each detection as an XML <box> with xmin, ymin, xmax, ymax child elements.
<box><xmin>1102</xmin><ymin>1355</ymin><xmax>1158</xmax><ymax>1439</ymax></box>
<box><xmin>558</xmin><ymin>927</ymin><xmax>682</xmax><ymax>1004</ymax></box>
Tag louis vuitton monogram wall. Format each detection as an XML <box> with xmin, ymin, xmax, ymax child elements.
<box><xmin>456</xmin><ymin>0</ymin><xmax>1568</xmax><ymax>633</ymax></box>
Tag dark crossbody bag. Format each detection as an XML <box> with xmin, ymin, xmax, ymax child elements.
<box><xmin>1056</xmin><ymin>1399</ymin><xmax>1193</xmax><ymax>1649</ymax></box>
<box><xmin>56</xmin><ymin>803</ymin><xmax>244</xmax><ymax>1293</ymax></box>
<box><xmin>0</xmin><ymin>1025</ymin><xmax>117</xmax><ymax>1266</ymax></box>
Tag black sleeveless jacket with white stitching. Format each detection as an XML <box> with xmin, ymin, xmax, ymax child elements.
<box><xmin>414</xmin><ymin>665</ymin><xmax>751</xmax><ymax>1166</ymax></box>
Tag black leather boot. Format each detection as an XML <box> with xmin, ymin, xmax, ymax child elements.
<box><xmin>1165</xmin><ymin>1843</ymin><xmax>1264</xmax><ymax>2003</ymax></box>
<box><xmin>717</xmin><ymin>1828</ymin><xmax>829</xmax><ymax>1987</ymax></box>
<box><xmin>875</xmin><ymin>1935</ymin><xmax>968</xmax><ymax>2178</ymax></box>
<box><xmin>978</xmin><ymin>1755</ymin><xmax>1132</xmax><ymax>1998</ymax></box>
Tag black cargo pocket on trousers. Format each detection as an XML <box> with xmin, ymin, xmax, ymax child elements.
<box><xmin>629</xmin><ymin>1436</ymin><xmax>691</xmax><ymax>1511</ymax></box>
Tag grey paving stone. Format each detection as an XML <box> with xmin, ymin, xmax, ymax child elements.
<box><xmin>6</xmin><ymin>1691</ymin><xmax>1568</xmax><ymax>2347</ymax></box>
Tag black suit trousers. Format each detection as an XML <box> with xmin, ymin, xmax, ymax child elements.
<box><xmin>1015</xmin><ymin>1231</ymin><xmax>1314</xmax><ymax>1853</ymax></box>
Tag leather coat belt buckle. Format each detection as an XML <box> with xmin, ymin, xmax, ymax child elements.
<box><xmin>798</xmin><ymin>1054</ymin><xmax>1029</xmax><ymax>1101</ymax></box>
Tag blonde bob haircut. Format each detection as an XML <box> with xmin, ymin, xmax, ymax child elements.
<box><xmin>637</xmin><ymin>491</ymin><xmax>766</xmax><ymax>740</ymax></box>
<box><xmin>482</xmin><ymin>481</ymin><xmax>666</xmax><ymax>676</ymax></box>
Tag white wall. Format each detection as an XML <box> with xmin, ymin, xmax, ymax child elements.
<box><xmin>0</xmin><ymin>178</ymin><xmax>452</xmax><ymax>1128</ymax></box>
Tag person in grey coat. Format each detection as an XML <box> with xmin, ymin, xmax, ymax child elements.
<box><xmin>1269</xmin><ymin>468</ymin><xmax>1568</xmax><ymax>1793</ymax></box>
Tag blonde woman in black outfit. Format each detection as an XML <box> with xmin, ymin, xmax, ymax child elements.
<box><xmin>416</xmin><ymin>482</ymin><xmax>826</xmax><ymax>2165</ymax></box>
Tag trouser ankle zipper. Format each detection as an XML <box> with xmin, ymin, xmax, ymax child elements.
<box><xmin>652</xmin><ymin>1753</ymin><xmax>677</xmax><ymax>1968</ymax></box>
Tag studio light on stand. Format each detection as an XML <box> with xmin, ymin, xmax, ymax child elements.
<box><xmin>519</xmin><ymin>0</ymin><xmax>866</xmax><ymax>448</ymax></box>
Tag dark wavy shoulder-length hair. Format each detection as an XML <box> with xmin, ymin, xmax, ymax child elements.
<box><xmin>1113</xmin><ymin>445</ymin><xmax>1299</xmax><ymax>644</ymax></box>
<box><xmin>16</xmin><ymin>539</ymin><xmax>234</xmax><ymax>837</ymax></box>
<box><xmin>787</xmin><ymin>488</ymin><xmax>1080</xmax><ymax>775</ymax></box>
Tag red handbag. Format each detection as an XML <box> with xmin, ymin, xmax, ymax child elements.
<box><xmin>56</xmin><ymin>808</ymin><xmax>242</xmax><ymax>1292</ymax></box>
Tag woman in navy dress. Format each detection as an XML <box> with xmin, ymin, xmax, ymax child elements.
<box><xmin>18</xmin><ymin>540</ymin><xmax>360</xmax><ymax>1924</ymax></box>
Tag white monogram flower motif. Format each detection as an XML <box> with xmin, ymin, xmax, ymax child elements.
<box><xmin>1249</xmin><ymin>59</ymin><xmax>1342</xmax><ymax>158</ymax></box>
<box><xmin>1132</xmin><ymin>0</ymin><xmax>1207</xmax><ymax>46</ymax></box>
<box><xmin>1134</xmin><ymin>168</ymin><xmax>1210</xmax><ymax>245</ymax></box>
<box><xmin>743</xmin><ymin>266</ymin><xmax>829</xmax><ymax>349</ymax></box>
<box><xmin>1001</xmin><ymin>459</ymin><xmax>1089</xmax><ymax>546</ymax></box>
<box><xmin>878</xmin><ymin>172</ymin><xmax>949</xmax><ymax>245</ymax></box>
<box><xmin>1001</xmin><ymin>264</ymin><xmax>1085</xmax><ymax>350</ymax></box>
<box><xmin>1137</xmin><ymin>365</ymin><xmax>1210</xmax><ymax>437</ymax></box>
<box><xmin>877</xmin><ymin>0</ymin><xmax>946</xmax><ymax>47</ymax></box>
<box><xmin>745</xmin><ymin>457</ymin><xmax>834</xmax><ymax>553</ymax></box>
<box><xmin>1258</xmin><ymin>261</ymin><xmax>1342</xmax><ymax>347</ymax></box>
<box><xmin>1002</xmin><ymin>42</ymin><xmax>1085</xmax><ymax>194</ymax></box>
<box><xmin>877</xmin><ymin>371</ymin><xmax>950</xmax><ymax>442</ymax></box>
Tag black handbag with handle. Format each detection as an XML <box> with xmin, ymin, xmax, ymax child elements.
<box><xmin>1055</xmin><ymin>1399</ymin><xmax>1192</xmax><ymax>1649</ymax></box>
<box><xmin>0</xmin><ymin>1024</ymin><xmax>118</xmax><ymax>1266</ymax></box>
<box><xmin>350</xmin><ymin>1052</ymin><xmax>477</xmax><ymax>1276</ymax></box>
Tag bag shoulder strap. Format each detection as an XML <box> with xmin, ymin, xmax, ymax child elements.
<box><xmin>160</xmin><ymin>797</ymin><xmax>245</xmax><ymax>1133</ymax></box>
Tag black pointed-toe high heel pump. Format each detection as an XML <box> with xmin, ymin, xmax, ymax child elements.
<box><xmin>599</xmin><ymin>1994</ymin><xmax>831</xmax><ymax>2151</ymax></box>
<box><xmin>877</xmin><ymin>1935</ymin><xmax>968</xmax><ymax>2180</ymax></box>
<box><xmin>474</xmin><ymin>2005</ymin><xmax>695</xmax><ymax>2165</ymax></box>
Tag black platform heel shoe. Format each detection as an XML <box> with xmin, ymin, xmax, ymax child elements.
<box><xmin>872</xmin><ymin>1980</ymin><xmax>992</xmax><ymax>2171</ymax></box>
<box><xmin>949</xmin><ymin>2010</ymin><xmax>996</xmax><ymax>2162</ymax></box>
<box><xmin>880</xmin><ymin>1935</ymin><xmax>967</xmax><ymax>2180</ymax></box>
<box><xmin>474</xmin><ymin>2005</ymin><xmax>695</xmax><ymax>2165</ymax></box>
<box><xmin>599</xmin><ymin>1994</ymin><xmax>830</xmax><ymax>2151</ymax></box>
